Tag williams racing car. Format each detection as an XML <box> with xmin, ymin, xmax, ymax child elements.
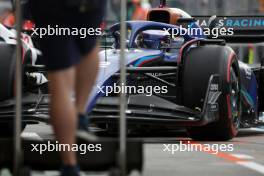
<box><xmin>0</xmin><ymin>3</ymin><xmax>264</xmax><ymax>140</ymax></box>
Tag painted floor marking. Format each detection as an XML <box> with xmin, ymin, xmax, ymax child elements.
<box><xmin>237</xmin><ymin>161</ymin><xmax>264</xmax><ymax>175</ymax></box>
<box><xmin>231</xmin><ymin>154</ymin><xmax>255</xmax><ymax>160</ymax></box>
<box><xmin>192</xmin><ymin>141</ymin><xmax>264</xmax><ymax>175</ymax></box>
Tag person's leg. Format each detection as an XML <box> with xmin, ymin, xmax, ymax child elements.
<box><xmin>75</xmin><ymin>44</ymin><xmax>99</xmax><ymax>114</ymax></box>
<box><xmin>48</xmin><ymin>67</ymin><xmax>77</xmax><ymax>165</ymax></box>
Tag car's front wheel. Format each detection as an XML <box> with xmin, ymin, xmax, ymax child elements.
<box><xmin>0</xmin><ymin>43</ymin><xmax>16</xmax><ymax>101</ymax></box>
<box><xmin>182</xmin><ymin>45</ymin><xmax>241</xmax><ymax>141</ymax></box>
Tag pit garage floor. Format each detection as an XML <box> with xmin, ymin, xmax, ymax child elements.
<box><xmin>1</xmin><ymin>123</ymin><xmax>264</xmax><ymax>176</ymax></box>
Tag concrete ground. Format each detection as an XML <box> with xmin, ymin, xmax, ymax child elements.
<box><xmin>1</xmin><ymin>123</ymin><xmax>264</xmax><ymax>176</ymax></box>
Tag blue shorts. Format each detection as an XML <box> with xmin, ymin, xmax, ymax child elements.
<box><xmin>29</xmin><ymin>0</ymin><xmax>106</xmax><ymax>71</ymax></box>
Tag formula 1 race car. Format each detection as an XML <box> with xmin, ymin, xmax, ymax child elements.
<box><xmin>0</xmin><ymin>18</ymin><xmax>48</xmax><ymax>137</ymax></box>
<box><xmin>0</xmin><ymin>2</ymin><xmax>264</xmax><ymax>140</ymax></box>
<box><xmin>88</xmin><ymin>7</ymin><xmax>264</xmax><ymax>140</ymax></box>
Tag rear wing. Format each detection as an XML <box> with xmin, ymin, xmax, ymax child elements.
<box><xmin>192</xmin><ymin>16</ymin><xmax>264</xmax><ymax>43</ymax></box>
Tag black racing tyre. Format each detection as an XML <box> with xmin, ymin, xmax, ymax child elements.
<box><xmin>0</xmin><ymin>123</ymin><xmax>26</xmax><ymax>137</ymax></box>
<box><xmin>258</xmin><ymin>62</ymin><xmax>264</xmax><ymax>112</ymax></box>
<box><xmin>0</xmin><ymin>43</ymin><xmax>16</xmax><ymax>101</ymax></box>
<box><xmin>182</xmin><ymin>45</ymin><xmax>241</xmax><ymax>141</ymax></box>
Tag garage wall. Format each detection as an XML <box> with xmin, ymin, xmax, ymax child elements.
<box><xmin>151</xmin><ymin>0</ymin><xmax>263</xmax><ymax>15</ymax></box>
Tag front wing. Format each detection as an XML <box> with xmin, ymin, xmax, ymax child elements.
<box><xmin>89</xmin><ymin>75</ymin><xmax>221</xmax><ymax>128</ymax></box>
<box><xmin>0</xmin><ymin>75</ymin><xmax>222</xmax><ymax>129</ymax></box>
